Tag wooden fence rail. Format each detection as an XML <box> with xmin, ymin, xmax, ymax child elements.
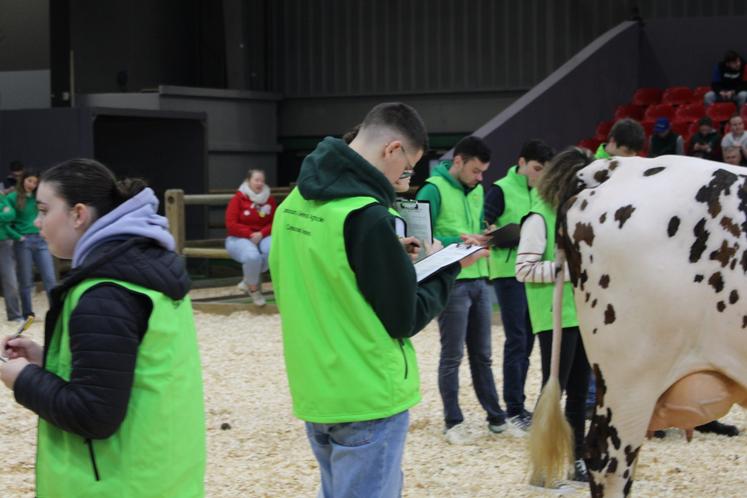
<box><xmin>164</xmin><ymin>187</ymin><xmax>294</xmax><ymax>258</ymax></box>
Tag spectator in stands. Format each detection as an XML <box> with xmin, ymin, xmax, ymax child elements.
<box><xmin>8</xmin><ymin>171</ymin><xmax>57</xmax><ymax>317</ymax></box>
<box><xmin>484</xmin><ymin>139</ymin><xmax>555</xmax><ymax>434</ymax></box>
<box><xmin>649</xmin><ymin>117</ymin><xmax>684</xmax><ymax>157</ymax></box>
<box><xmin>723</xmin><ymin>146</ymin><xmax>743</xmax><ymax>166</ymax></box>
<box><xmin>704</xmin><ymin>50</ymin><xmax>747</xmax><ymax>108</ymax></box>
<box><xmin>595</xmin><ymin>118</ymin><xmax>646</xmax><ymax>159</ymax></box>
<box><xmin>224</xmin><ymin>169</ymin><xmax>276</xmax><ymax>306</ymax></box>
<box><xmin>720</xmin><ymin>114</ymin><xmax>747</xmax><ymax>164</ymax></box>
<box><xmin>3</xmin><ymin>161</ymin><xmax>25</xmax><ymax>194</ymax></box>
<box><xmin>688</xmin><ymin>116</ymin><xmax>721</xmax><ymax>161</ymax></box>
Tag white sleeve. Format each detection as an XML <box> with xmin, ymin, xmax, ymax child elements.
<box><xmin>515</xmin><ymin>214</ymin><xmax>557</xmax><ymax>284</ymax></box>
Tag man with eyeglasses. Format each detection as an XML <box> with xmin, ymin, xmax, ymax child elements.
<box><xmin>416</xmin><ymin>135</ymin><xmax>508</xmax><ymax>444</ymax></box>
<box><xmin>270</xmin><ymin>103</ymin><xmax>485</xmax><ymax>497</ymax></box>
<box><xmin>483</xmin><ymin>139</ymin><xmax>555</xmax><ymax>435</ymax></box>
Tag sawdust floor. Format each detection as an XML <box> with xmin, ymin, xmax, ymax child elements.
<box><xmin>1</xmin><ymin>288</ymin><xmax>745</xmax><ymax>497</ymax></box>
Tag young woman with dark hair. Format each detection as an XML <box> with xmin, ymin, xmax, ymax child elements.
<box><xmin>0</xmin><ymin>158</ymin><xmax>205</xmax><ymax>498</ymax></box>
<box><xmin>7</xmin><ymin>171</ymin><xmax>57</xmax><ymax>317</ymax></box>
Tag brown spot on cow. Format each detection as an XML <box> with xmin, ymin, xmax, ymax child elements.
<box><xmin>592</xmin><ymin>298</ymin><xmax>598</xmax><ymax>308</ymax></box>
<box><xmin>604</xmin><ymin>304</ymin><xmax>616</xmax><ymax>324</ymax></box>
<box><xmin>593</xmin><ymin>327</ymin><xmax>598</xmax><ymax>334</ymax></box>
<box><xmin>585</xmin><ymin>292</ymin><xmax>591</xmax><ymax>303</ymax></box>
<box><xmin>594</xmin><ymin>168</ymin><xmax>610</xmax><ymax>183</ymax></box>
<box><xmin>729</xmin><ymin>290</ymin><xmax>739</xmax><ymax>304</ymax></box>
<box><xmin>717</xmin><ymin>301</ymin><xmax>726</xmax><ymax>312</ymax></box>
<box><xmin>580</xmin><ymin>270</ymin><xmax>589</xmax><ymax>291</ymax></box>
<box><xmin>599</xmin><ymin>274</ymin><xmax>610</xmax><ymax>288</ymax></box>
<box><xmin>580</xmin><ymin>199</ymin><xmax>588</xmax><ymax>210</ymax></box>
<box><xmin>624</xmin><ymin>444</ymin><xmax>640</xmax><ymax>467</ymax></box>
<box><xmin>689</xmin><ymin>218</ymin><xmax>709</xmax><ymax>263</ymax></box>
<box><xmin>708</xmin><ymin>272</ymin><xmax>724</xmax><ymax>293</ymax></box>
<box><xmin>667</xmin><ymin>216</ymin><xmax>680</xmax><ymax>237</ymax></box>
<box><xmin>573</xmin><ymin>222</ymin><xmax>596</xmax><ymax>247</ymax></box>
<box><xmin>710</xmin><ymin>240</ymin><xmax>737</xmax><ymax>268</ymax></box>
<box><xmin>741</xmin><ymin>250</ymin><xmax>747</xmax><ymax>273</ymax></box>
<box><xmin>609</xmin><ymin>160</ymin><xmax>620</xmax><ymax>171</ymax></box>
<box><xmin>593</xmin><ymin>364</ymin><xmax>607</xmax><ymax>407</ymax></box>
<box><xmin>743</xmin><ymin>316</ymin><xmax>747</xmax><ymax>329</ymax></box>
<box><xmin>731</xmin><ymin>259</ymin><xmax>737</xmax><ymax>270</ymax></box>
<box><xmin>720</xmin><ymin>216</ymin><xmax>741</xmax><ymax>237</ymax></box>
<box><xmin>644</xmin><ymin>166</ymin><xmax>666</xmax><ymax>176</ymax></box>
<box><xmin>599</xmin><ymin>212</ymin><xmax>607</xmax><ymax>224</ymax></box>
<box><xmin>694</xmin><ymin>274</ymin><xmax>704</xmax><ymax>283</ymax></box>
<box><xmin>614</xmin><ymin>205</ymin><xmax>636</xmax><ymax>228</ymax></box>
<box><xmin>695</xmin><ymin>169</ymin><xmax>739</xmax><ymax>218</ymax></box>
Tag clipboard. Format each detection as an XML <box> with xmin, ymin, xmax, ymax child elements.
<box><xmin>484</xmin><ymin>223</ymin><xmax>521</xmax><ymax>248</ymax></box>
<box><xmin>394</xmin><ymin>198</ymin><xmax>433</xmax><ymax>261</ymax></box>
<box><xmin>414</xmin><ymin>243</ymin><xmax>483</xmax><ymax>282</ymax></box>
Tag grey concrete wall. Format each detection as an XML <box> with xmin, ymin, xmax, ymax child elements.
<box><xmin>0</xmin><ymin>70</ymin><xmax>51</xmax><ymax>109</ymax></box>
<box><xmin>471</xmin><ymin>22</ymin><xmax>640</xmax><ymax>184</ymax></box>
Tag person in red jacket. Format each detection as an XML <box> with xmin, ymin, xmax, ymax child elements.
<box><xmin>225</xmin><ymin>169</ymin><xmax>276</xmax><ymax>305</ymax></box>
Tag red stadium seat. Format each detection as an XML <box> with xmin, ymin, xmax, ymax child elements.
<box><xmin>594</xmin><ymin>120</ymin><xmax>614</xmax><ymax>141</ymax></box>
<box><xmin>674</xmin><ymin>103</ymin><xmax>705</xmax><ymax>122</ymax></box>
<box><xmin>671</xmin><ymin>120</ymin><xmax>691</xmax><ymax>138</ymax></box>
<box><xmin>691</xmin><ymin>86</ymin><xmax>711</xmax><ymax>103</ymax></box>
<box><xmin>632</xmin><ymin>87</ymin><xmax>663</xmax><ymax>106</ymax></box>
<box><xmin>741</xmin><ymin>105</ymin><xmax>747</xmax><ymax>122</ymax></box>
<box><xmin>644</xmin><ymin>103</ymin><xmax>676</xmax><ymax>121</ymax></box>
<box><xmin>642</xmin><ymin>120</ymin><xmax>655</xmax><ymax>136</ymax></box>
<box><xmin>706</xmin><ymin>102</ymin><xmax>737</xmax><ymax>122</ymax></box>
<box><xmin>662</xmin><ymin>86</ymin><xmax>693</xmax><ymax>106</ymax></box>
<box><xmin>613</xmin><ymin>104</ymin><xmax>645</xmax><ymax>121</ymax></box>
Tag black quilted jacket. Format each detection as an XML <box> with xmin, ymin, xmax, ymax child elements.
<box><xmin>13</xmin><ymin>237</ymin><xmax>191</xmax><ymax>439</ymax></box>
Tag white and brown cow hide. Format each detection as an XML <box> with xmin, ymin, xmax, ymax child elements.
<box><xmin>560</xmin><ymin>155</ymin><xmax>747</xmax><ymax>497</ymax></box>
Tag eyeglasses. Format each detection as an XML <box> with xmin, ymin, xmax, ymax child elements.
<box><xmin>398</xmin><ymin>144</ymin><xmax>415</xmax><ymax>179</ymax></box>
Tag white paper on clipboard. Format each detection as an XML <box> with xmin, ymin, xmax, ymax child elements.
<box><xmin>414</xmin><ymin>243</ymin><xmax>483</xmax><ymax>282</ymax></box>
<box><xmin>394</xmin><ymin>198</ymin><xmax>432</xmax><ymax>261</ymax></box>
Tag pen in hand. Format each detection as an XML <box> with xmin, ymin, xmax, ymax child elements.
<box><xmin>0</xmin><ymin>316</ymin><xmax>34</xmax><ymax>362</ymax></box>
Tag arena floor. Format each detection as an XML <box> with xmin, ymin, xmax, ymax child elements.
<box><xmin>1</xmin><ymin>288</ymin><xmax>745</xmax><ymax>497</ymax></box>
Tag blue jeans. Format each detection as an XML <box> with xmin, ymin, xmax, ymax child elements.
<box><xmin>0</xmin><ymin>240</ymin><xmax>22</xmax><ymax>320</ymax></box>
<box><xmin>437</xmin><ymin>279</ymin><xmax>505</xmax><ymax>428</ymax></box>
<box><xmin>492</xmin><ymin>277</ymin><xmax>534</xmax><ymax>417</ymax></box>
<box><xmin>14</xmin><ymin>234</ymin><xmax>56</xmax><ymax>317</ymax></box>
<box><xmin>305</xmin><ymin>410</ymin><xmax>409</xmax><ymax>498</ymax></box>
<box><xmin>225</xmin><ymin>235</ymin><xmax>271</xmax><ymax>286</ymax></box>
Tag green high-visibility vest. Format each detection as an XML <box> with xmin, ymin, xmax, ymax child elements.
<box><xmin>523</xmin><ymin>194</ymin><xmax>578</xmax><ymax>334</ymax></box>
<box><xmin>37</xmin><ymin>278</ymin><xmax>206</xmax><ymax>498</ymax></box>
<box><xmin>595</xmin><ymin>143</ymin><xmax>611</xmax><ymax>159</ymax></box>
<box><xmin>488</xmin><ymin>166</ymin><xmax>532</xmax><ymax>279</ymax></box>
<box><xmin>425</xmin><ymin>175</ymin><xmax>488</xmax><ymax>280</ymax></box>
<box><xmin>269</xmin><ymin>189</ymin><xmax>420</xmax><ymax>423</ymax></box>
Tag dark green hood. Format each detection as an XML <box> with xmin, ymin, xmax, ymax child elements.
<box><xmin>297</xmin><ymin>137</ymin><xmax>396</xmax><ymax>206</ymax></box>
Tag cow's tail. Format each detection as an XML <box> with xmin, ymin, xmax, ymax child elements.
<box><xmin>528</xmin><ymin>246</ymin><xmax>573</xmax><ymax>487</ymax></box>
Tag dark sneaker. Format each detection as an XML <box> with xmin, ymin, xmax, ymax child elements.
<box><xmin>521</xmin><ymin>408</ymin><xmax>533</xmax><ymax>420</ymax></box>
<box><xmin>570</xmin><ymin>459</ymin><xmax>589</xmax><ymax>482</ymax></box>
<box><xmin>507</xmin><ymin>414</ymin><xmax>531</xmax><ymax>434</ymax></box>
<box><xmin>695</xmin><ymin>420</ymin><xmax>740</xmax><ymax>437</ymax></box>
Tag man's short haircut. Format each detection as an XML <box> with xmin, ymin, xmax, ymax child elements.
<box><xmin>723</xmin><ymin>50</ymin><xmax>740</xmax><ymax>63</ymax></box>
<box><xmin>609</xmin><ymin>118</ymin><xmax>645</xmax><ymax>152</ymax></box>
<box><xmin>519</xmin><ymin>139</ymin><xmax>555</xmax><ymax>164</ymax></box>
<box><xmin>360</xmin><ymin>102</ymin><xmax>428</xmax><ymax>152</ymax></box>
<box><xmin>454</xmin><ymin>136</ymin><xmax>491</xmax><ymax>163</ymax></box>
<box><xmin>342</xmin><ymin>123</ymin><xmax>361</xmax><ymax>144</ymax></box>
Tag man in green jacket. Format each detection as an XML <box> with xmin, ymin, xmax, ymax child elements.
<box><xmin>483</xmin><ymin>139</ymin><xmax>554</xmax><ymax>433</ymax></box>
<box><xmin>270</xmin><ymin>103</ymin><xmax>484</xmax><ymax>497</ymax></box>
<box><xmin>416</xmin><ymin>136</ymin><xmax>507</xmax><ymax>444</ymax></box>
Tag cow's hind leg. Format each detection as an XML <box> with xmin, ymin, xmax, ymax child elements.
<box><xmin>585</xmin><ymin>363</ymin><xmax>655</xmax><ymax>498</ymax></box>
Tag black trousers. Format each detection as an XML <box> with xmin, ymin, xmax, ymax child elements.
<box><xmin>537</xmin><ymin>326</ymin><xmax>590</xmax><ymax>460</ymax></box>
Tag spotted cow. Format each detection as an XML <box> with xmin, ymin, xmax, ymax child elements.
<box><xmin>532</xmin><ymin>153</ymin><xmax>747</xmax><ymax>497</ymax></box>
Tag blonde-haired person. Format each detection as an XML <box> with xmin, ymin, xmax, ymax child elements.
<box><xmin>225</xmin><ymin>169</ymin><xmax>276</xmax><ymax>305</ymax></box>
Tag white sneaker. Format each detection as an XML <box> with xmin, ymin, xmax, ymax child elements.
<box><xmin>237</xmin><ymin>281</ymin><xmax>250</xmax><ymax>294</ymax></box>
<box><xmin>444</xmin><ymin>423</ymin><xmax>472</xmax><ymax>445</ymax></box>
<box><xmin>249</xmin><ymin>290</ymin><xmax>266</xmax><ymax>306</ymax></box>
<box><xmin>507</xmin><ymin>414</ymin><xmax>531</xmax><ymax>435</ymax></box>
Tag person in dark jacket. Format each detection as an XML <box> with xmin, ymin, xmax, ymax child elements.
<box><xmin>688</xmin><ymin>116</ymin><xmax>721</xmax><ymax>160</ymax></box>
<box><xmin>649</xmin><ymin>117</ymin><xmax>684</xmax><ymax>157</ymax></box>
<box><xmin>704</xmin><ymin>50</ymin><xmax>747</xmax><ymax>108</ymax></box>
<box><xmin>0</xmin><ymin>159</ymin><xmax>205</xmax><ymax>498</ymax></box>
<box><xmin>270</xmin><ymin>103</ymin><xmax>486</xmax><ymax>498</ymax></box>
